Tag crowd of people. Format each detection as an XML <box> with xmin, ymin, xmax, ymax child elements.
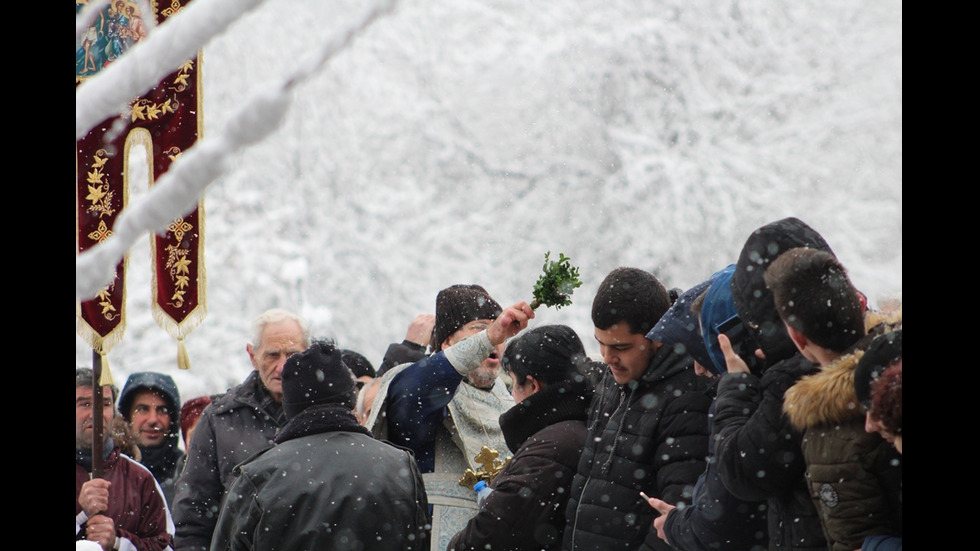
<box><xmin>76</xmin><ymin>216</ymin><xmax>902</xmax><ymax>551</ymax></box>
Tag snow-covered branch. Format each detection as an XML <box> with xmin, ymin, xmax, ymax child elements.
<box><xmin>75</xmin><ymin>0</ymin><xmax>268</xmax><ymax>141</ymax></box>
<box><xmin>76</xmin><ymin>0</ymin><xmax>398</xmax><ymax>300</ymax></box>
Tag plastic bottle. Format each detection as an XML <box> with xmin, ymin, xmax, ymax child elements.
<box><xmin>474</xmin><ymin>480</ymin><xmax>493</xmax><ymax>508</ymax></box>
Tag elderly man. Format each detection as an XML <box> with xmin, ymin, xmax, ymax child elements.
<box><xmin>171</xmin><ymin>308</ymin><xmax>311</xmax><ymax>551</ymax></box>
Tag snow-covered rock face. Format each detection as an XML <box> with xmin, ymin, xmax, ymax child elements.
<box><xmin>75</xmin><ymin>0</ymin><xmax>902</xmax><ymax>404</ymax></box>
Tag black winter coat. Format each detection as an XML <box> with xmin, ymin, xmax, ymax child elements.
<box><xmin>717</xmin><ymin>215</ymin><xmax>840</xmax><ymax>551</ymax></box>
<box><xmin>712</xmin><ymin>354</ymin><xmax>827</xmax><ymax>551</ymax></box>
<box><xmin>210</xmin><ymin>404</ymin><xmax>430</xmax><ymax>551</ymax></box>
<box><xmin>563</xmin><ymin>344</ymin><xmax>711</xmax><ymax>551</ymax></box>
<box><xmin>660</xmin><ymin>381</ymin><xmax>768</xmax><ymax>551</ymax></box>
<box><xmin>172</xmin><ymin>371</ymin><xmax>286</xmax><ymax>551</ymax></box>
<box><xmin>377</xmin><ymin>340</ymin><xmax>428</xmax><ymax>376</ymax></box>
<box><xmin>448</xmin><ymin>377</ymin><xmax>591</xmax><ymax>551</ymax></box>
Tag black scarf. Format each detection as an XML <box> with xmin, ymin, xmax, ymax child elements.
<box><xmin>274</xmin><ymin>404</ymin><xmax>370</xmax><ymax>444</ymax></box>
<box><xmin>137</xmin><ymin>435</ymin><xmax>183</xmax><ymax>481</ymax></box>
<box><xmin>498</xmin><ymin>379</ymin><xmax>591</xmax><ymax>454</ymax></box>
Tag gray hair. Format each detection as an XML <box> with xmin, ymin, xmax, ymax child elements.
<box><xmin>75</xmin><ymin>366</ymin><xmax>119</xmax><ymax>404</ymax></box>
<box><xmin>249</xmin><ymin>308</ymin><xmax>312</xmax><ymax>349</ymax></box>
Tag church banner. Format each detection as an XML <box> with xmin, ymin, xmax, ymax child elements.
<box><xmin>76</xmin><ymin>0</ymin><xmax>205</xmax><ymax>373</ymax></box>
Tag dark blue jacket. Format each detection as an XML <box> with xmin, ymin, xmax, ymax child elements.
<box><xmin>661</xmin><ymin>381</ymin><xmax>768</xmax><ymax>551</ymax></box>
<box><xmin>384</xmin><ymin>350</ymin><xmax>463</xmax><ymax>473</ymax></box>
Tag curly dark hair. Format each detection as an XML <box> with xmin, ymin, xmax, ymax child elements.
<box><xmin>870</xmin><ymin>362</ymin><xmax>901</xmax><ymax>435</ymax></box>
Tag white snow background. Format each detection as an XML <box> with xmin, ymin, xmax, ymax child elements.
<box><xmin>76</xmin><ymin>0</ymin><xmax>902</xmax><ymax>412</ymax></box>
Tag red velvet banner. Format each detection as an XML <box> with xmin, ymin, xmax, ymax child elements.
<box><xmin>76</xmin><ymin>0</ymin><xmax>204</xmax><ymax>368</ymax></box>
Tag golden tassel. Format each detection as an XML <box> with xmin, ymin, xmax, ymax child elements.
<box><xmin>177</xmin><ymin>337</ymin><xmax>191</xmax><ymax>370</ymax></box>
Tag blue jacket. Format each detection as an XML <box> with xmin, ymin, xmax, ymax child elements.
<box><xmin>384</xmin><ymin>351</ymin><xmax>464</xmax><ymax>473</ymax></box>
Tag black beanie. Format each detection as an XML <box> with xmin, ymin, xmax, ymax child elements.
<box><xmin>502</xmin><ymin>324</ymin><xmax>589</xmax><ymax>385</ymax></box>
<box><xmin>433</xmin><ymin>284</ymin><xmax>503</xmax><ymax>349</ymax></box>
<box><xmin>341</xmin><ymin>349</ymin><xmax>376</xmax><ymax>379</ymax></box>
<box><xmin>854</xmin><ymin>329</ymin><xmax>902</xmax><ymax>408</ymax></box>
<box><xmin>281</xmin><ymin>340</ymin><xmax>358</xmax><ymax>420</ymax></box>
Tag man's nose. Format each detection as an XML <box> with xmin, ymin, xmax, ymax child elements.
<box><xmin>275</xmin><ymin>357</ymin><xmax>288</xmax><ymax>373</ymax></box>
<box><xmin>864</xmin><ymin>412</ymin><xmax>880</xmax><ymax>433</ymax></box>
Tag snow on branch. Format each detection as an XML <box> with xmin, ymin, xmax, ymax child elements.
<box><xmin>76</xmin><ymin>0</ymin><xmax>398</xmax><ymax>300</ymax></box>
<box><xmin>76</xmin><ymin>0</ymin><xmax>267</xmax><ymax>141</ymax></box>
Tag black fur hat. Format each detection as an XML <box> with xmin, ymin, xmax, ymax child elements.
<box><xmin>433</xmin><ymin>284</ymin><xmax>502</xmax><ymax>349</ymax></box>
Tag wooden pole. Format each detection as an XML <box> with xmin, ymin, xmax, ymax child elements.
<box><xmin>91</xmin><ymin>349</ymin><xmax>105</xmax><ymax>479</ymax></box>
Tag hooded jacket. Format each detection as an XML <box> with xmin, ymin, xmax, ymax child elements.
<box><xmin>563</xmin><ymin>344</ymin><xmax>711</xmax><ymax>551</ymax></box>
<box><xmin>782</xmin><ymin>311</ymin><xmax>903</xmax><ymax>551</ymax></box>
<box><xmin>118</xmin><ymin>372</ymin><xmax>185</xmax><ymax>504</ymax></box>
<box><xmin>656</xmin><ymin>270</ymin><xmax>769</xmax><ymax>551</ymax></box>
<box><xmin>171</xmin><ymin>370</ymin><xmax>286</xmax><ymax>551</ymax></box>
<box><xmin>730</xmin><ymin>217</ymin><xmax>835</xmax><ymax>369</ymax></box>
<box><xmin>713</xmin><ymin>217</ymin><xmax>836</xmax><ymax>551</ymax></box>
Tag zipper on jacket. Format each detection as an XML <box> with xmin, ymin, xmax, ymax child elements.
<box><xmin>600</xmin><ymin>387</ymin><xmax>629</xmax><ymax>475</ymax></box>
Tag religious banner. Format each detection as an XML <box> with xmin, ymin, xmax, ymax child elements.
<box><xmin>76</xmin><ymin>0</ymin><xmax>205</xmax><ymax>376</ymax></box>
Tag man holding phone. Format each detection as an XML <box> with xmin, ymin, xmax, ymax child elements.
<box><xmin>710</xmin><ymin>217</ymin><xmax>835</xmax><ymax>551</ymax></box>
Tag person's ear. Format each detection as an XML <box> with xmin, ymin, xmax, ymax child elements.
<box><xmin>526</xmin><ymin>375</ymin><xmax>543</xmax><ymax>395</ymax></box>
<box><xmin>786</xmin><ymin>324</ymin><xmax>808</xmax><ymax>354</ymax></box>
<box><xmin>857</xmin><ymin>290</ymin><xmax>869</xmax><ymax>311</ymax></box>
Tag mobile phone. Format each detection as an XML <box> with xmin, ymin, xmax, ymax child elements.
<box><xmin>715</xmin><ymin>315</ymin><xmax>762</xmax><ymax>373</ymax></box>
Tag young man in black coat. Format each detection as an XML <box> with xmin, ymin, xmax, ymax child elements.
<box><xmin>563</xmin><ymin>267</ymin><xmax>711</xmax><ymax>551</ymax></box>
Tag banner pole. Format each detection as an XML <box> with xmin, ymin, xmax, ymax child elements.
<box><xmin>91</xmin><ymin>349</ymin><xmax>105</xmax><ymax>480</ymax></box>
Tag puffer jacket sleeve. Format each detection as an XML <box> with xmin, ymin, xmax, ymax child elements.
<box><xmin>805</xmin><ymin>433</ymin><xmax>902</xmax><ymax>550</ymax></box>
<box><xmin>712</xmin><ymin>362</ymin><xmax>807</xmax><ymax>501</ymax></box>
<box><xmin>654</xmin><ymin>389</ymin><xmax>711</xmax><ymax>506</ymax></box>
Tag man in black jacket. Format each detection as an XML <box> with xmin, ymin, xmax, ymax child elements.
<box><xmin>563</xmin><ymin>267</ymin><xmax>711</xmax><ymax>551</ymax></box>
<box><xmin>210</xmin><ymin>340</ymin><xmax>430</xmax><ymax>551</ymax></box>
<box><xmin>711</xmin><ymin>217</ymin><xmax>833</xmax><ymax>551</ymax></box>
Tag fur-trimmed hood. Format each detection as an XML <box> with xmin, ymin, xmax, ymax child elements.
<box><xmin>783</xmin><ymin>308</ymin><xmax>901</xmax><ymax>431</ymax></box>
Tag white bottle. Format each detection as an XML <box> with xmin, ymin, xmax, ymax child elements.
<box><xmin>474</xmin><ymin>480</ymin><xmax>493</xmax><ymax>508</ymax></box>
